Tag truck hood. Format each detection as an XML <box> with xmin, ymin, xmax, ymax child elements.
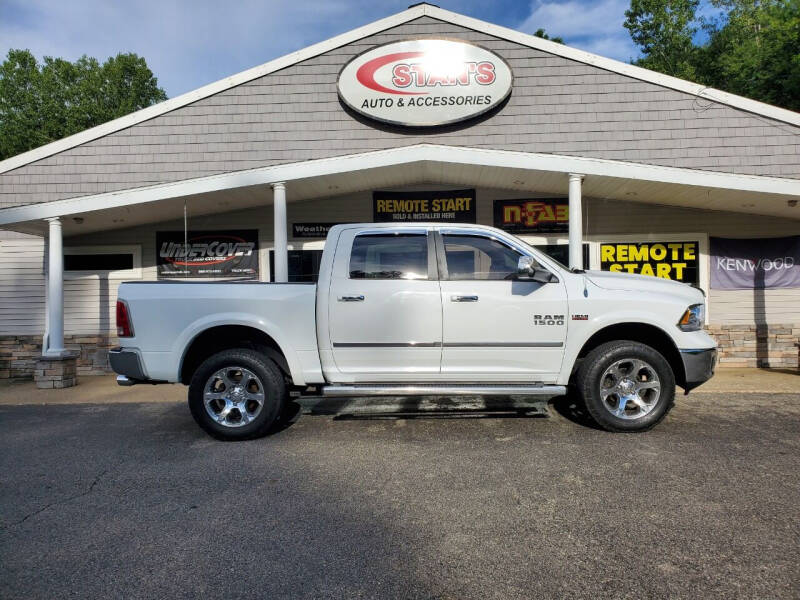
<box><xmin>583</xmin><ymin>270</ymin><xmax>703</xmax><ymax>303</ymax></box>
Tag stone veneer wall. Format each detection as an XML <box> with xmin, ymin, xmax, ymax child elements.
<box><xmin>1</xmin><ymin>327</ymin><xmax>798</xmax><ymax>380</ymax></box>
<box><xmin>706</xmin><ymin>324</ymin><xmax>800</xmax><ymax>369</ymax></box>
<box><xmin>0</xmin><ymin>335</ymin><xmax>118</xmax><ymax>380</ymax></box>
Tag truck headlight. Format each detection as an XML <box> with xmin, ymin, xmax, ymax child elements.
<box><xmin>677</xmin><ymin>303</ymin><xmax>705</xmax><ymax>332</ymax></box>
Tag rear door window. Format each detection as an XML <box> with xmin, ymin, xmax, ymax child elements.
<box><xmin>349</xmin><ymin>234</ymin><xmax>429</xmax><ymax>280</ymax></box>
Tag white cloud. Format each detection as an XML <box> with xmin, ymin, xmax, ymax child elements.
<box><xmin>518</xmin><ymin>0</ymin><xmax>640</xmax><ymax>62</ymax></box>
<box><xmin>1</xmin><ymin>0</ymin><xmax>644</xmax><ymax>98</ymax></box>
<box><xmin>0</xmin><ymin>0</ymin><xmax>398</xmax><ymax>97</ymax></box>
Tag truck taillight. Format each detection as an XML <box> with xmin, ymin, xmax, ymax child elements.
<box><xmin>116</xmin><ymin>300</ymin><xmax>134</xmax><ymax>337</ymax></box>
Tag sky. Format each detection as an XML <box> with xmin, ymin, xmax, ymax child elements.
<box><xmin>0</xmin><ymin>0</ymin><xmax>647</xmax><ymax>98</ymax></box>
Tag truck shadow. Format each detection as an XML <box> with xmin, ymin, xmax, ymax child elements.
<box><xmin>294</xmin><ymin>395</ymin><xmax>551</xmax><ymax>422</ymax></box>
<box><xmin>548</xmin><ymin>390</ymin><xmax>605</xmax><ymax>430</ymax></box>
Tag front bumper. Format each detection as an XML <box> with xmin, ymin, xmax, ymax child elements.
<box><xmin>680</xmin><ymin>347</ymin><xmax>717</xmax><ymax>392</ymax></box>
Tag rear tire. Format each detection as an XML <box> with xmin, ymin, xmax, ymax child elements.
<box><xmin>188</xmin><ymin>348</ymin><xmax>287</xmax><ymax>441</ymax></box>
<box><xmin>576</xmin><ymin>340</ymin><xmax>675</xmax><ymax>432</ymax></box>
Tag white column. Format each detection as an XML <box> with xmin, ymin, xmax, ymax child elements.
<box><xmin>44</xmin><ymin>217</ymin><xmax>65</xmax><ymax>355</ymax></box>
<box><xmin>272</xmin><ymin>182</ymin><xmax>288</xmax><ymax>283</ymax></box>
<box><xmin>568</xmin><ymin>173</ymin><xmax>584</xmax><ymax>270</ymax></box>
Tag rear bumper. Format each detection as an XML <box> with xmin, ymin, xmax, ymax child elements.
<box><xmin>680</xmin><ymin>347</ymin><xmax>717</xmax><ymax>392</ymax></box>
<box><xmin>109</xmin><ymin>347</ymin><xmax>147</xmax><ymax>383</ymax></box>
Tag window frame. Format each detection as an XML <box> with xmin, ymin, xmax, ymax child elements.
<box><xmin>63</xmin><ymin>245</ymin><xmax>142</xmax><ymax>280</ymax></box>
<box><xmin>347</xmin><ymin>231</ymin><xmax>438</xmax><ymax>281</ymax></box>
<box><xmin>436</xmin><ymin>231</ymin><xmax>526</xmax><ymax>281</ymax></box>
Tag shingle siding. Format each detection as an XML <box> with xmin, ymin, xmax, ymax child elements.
<box><xmin>1</xmin><ymin>15</ymin><xmax>799</xmax><ymax>209</ymax></box>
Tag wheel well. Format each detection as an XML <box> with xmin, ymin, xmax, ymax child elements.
<box><xmin>576</xmin><ymin>323</ymin><xmax>686</xmax><ymax>387</ymax></box>
<box><xmin>180</xmin><ymin>325</ymin><xmax>290</xmax><ymax>384</ymax></box>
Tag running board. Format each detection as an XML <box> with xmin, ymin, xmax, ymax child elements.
<box><xmin>321</xmin><ymin>384</ymin><xmax>567</xmax><ymax>397</ymax></box>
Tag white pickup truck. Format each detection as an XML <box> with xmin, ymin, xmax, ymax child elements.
<box><xmin>111</xmin><ymin>223</ymin><xmax>716</xmax><ymax>439</ymax></box>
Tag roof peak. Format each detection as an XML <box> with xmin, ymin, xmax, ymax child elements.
<box><xmin>1</xmin><ymin>3</ymin><xmax>797</xmax><ymax>176</ymax></box>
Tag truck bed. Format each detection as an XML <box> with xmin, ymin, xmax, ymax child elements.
<box><xmin>117</xmin><ymin>281</ymin><xmax>320</xmax><ymax>384</ymax></box>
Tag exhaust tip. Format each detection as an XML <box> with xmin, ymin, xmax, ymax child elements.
<box><xmin>116</xmin><ymin>375</ymin><xmax>137</xmax><ymax>386</ymax></box>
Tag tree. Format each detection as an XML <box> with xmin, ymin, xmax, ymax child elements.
<box><xmin>624</xmin><ymin>0</ymin><xmax>701</xmax><ymax>81</ymax></box>
<box><xmin>624</xmin><ymin>0</ymin><xmax>799</xmax><ymax>111</ymax></box>
<box><xmin>533</xmin><ymin>28</ymin><xmax>565</xmax><ymax>44</ymax></box>
<box><xmin>700</xmin><ymin>0</ymin><xmax>800</xmax><ymax>111</ymax></box>
<box><xmin>0</xmin><ymin>50</ymin><xmax>167</xmax><ymax>160</ymax></box>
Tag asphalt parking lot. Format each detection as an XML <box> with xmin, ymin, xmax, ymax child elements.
<box><xmin>1</xmin><ymin>388</ymin><xmax>799</xmax><ymax>599</ymax></box>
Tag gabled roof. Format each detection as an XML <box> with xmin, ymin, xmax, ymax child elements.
<box><xmin>1</xmin><ymin>2</ymin><xmax>798</xmax><ymax>176</ymax></box>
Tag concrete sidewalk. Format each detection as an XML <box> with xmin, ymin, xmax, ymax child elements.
<box><xmin>0</xmin><ymin>368</ymin><xmax>796</xmax><ymax>406</ymax></box>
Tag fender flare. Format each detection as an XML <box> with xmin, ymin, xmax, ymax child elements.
<box><xmin>175</xmin><ymin>313</ymin><xmax>307</xmax><ymax>386</ymax></box>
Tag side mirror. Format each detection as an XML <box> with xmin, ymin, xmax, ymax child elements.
<box><xmin>517</xmin><ymin>256</ymin><xmax>558</xmax><ymax>283</ymax></box>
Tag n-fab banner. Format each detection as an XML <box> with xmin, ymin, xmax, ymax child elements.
<box><xmin>157</xmin><ymin>230</ymin><xmax>258</xmax><ymax>279</ymax></box>
<box><xmin>711</xmin><ymin>236</ymin><xmax>800</xmax><ymax>289</ymax></box>
<box><xmin>493</xmin><ymin>199</ymin><xmax>568</xmax><ymax>233</ymax></box>
<box><xmin>601</xmin><ymin>241</ymin><xmax>699</xmax><ymax>284</ymax></box>
<box><xmin>373</xmin><ymin>189</ymin><xmax>476</xmax><ymax>223</ymax></box>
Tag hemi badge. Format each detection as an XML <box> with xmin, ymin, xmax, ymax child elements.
<box><xmin>571</xmin><ymin>314</ymin><xmax>589</xmax><ymax>321</ymax></box>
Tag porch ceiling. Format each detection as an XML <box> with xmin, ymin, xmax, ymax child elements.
<box><xmin>1</xmin><ymin>145</ymin><xmax>798</xmax><ymax>237</ymax></box>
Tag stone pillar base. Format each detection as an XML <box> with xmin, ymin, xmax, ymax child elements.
<box><xmin>34</xmin><ymin>352</ymin><xmax>79</xmax><ymax>389</ymax></box>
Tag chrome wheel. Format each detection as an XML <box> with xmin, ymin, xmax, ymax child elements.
<box><xmin>599</xmin><ymin>358</ymin><xmax>661</xmax><ymax>420</ymax></box>
<box><xmin>203</xmin><ymin>367</ymin><xmax>265</xmax><ymax>428</ymax></box>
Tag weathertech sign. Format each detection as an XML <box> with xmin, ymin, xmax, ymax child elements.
<box><xmin>157</xmin><ymin>230</ymin><xmax>258</xmax><ymax>279</ymax></box>
<box><xmin>338</xmin><ymin>39</ymin><xmax>513</xmax><ymax>126</ymax></box>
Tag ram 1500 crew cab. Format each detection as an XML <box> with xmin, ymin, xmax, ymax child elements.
<box><xmin>111</xmin><ymin>223</ymin><xmax>716</xmax><ymax>439</ymax></box>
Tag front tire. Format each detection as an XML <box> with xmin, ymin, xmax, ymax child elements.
<box><xmin>188</xmin><ymin>348</ymin><xmax>287</xmax><ymax>440</ymax></box>
<box><xmin>576</xmin><ymin>341</ymin><xmax>675</xmax><ymax>432</ymax></box>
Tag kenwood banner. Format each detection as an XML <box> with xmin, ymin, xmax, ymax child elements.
<box><xmin>493</xmin><ymin>199</ymin><xmax>569</xmax><ymax>233</ymax></box>
<box><xmin>600</xmin><ymin>241</ymin><xmax>699</xmax><ymax>284</ymax></box>
<box><xmin>157</xmin><ymin>230</ymin><xmax>258</xmax><ymax>279</ymax></box>
<box><xmin>711</xmin><ymin>236</ymin><xmax>800</xmax><ymax>289</ymax></box>
<box><xmin>338</xmin><ymin>39</ymin><xmax>513</xmax><ymax>127</ymax></box>
<box><xmin>373</xmin><ymin>189</ymin><xmax>476</xmax><ymax>223</ymax></box>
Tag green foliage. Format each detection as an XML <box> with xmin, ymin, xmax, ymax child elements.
<box><xmin>625</xmin><ymin>0</ymin><xmax>800</xmax><ymax>111</ymax></box>
<box><xmin>701</xmin><ymin>0</ymin><xmax>800</xmax><ymax>110</ymax></box>
<box><xmin>533</xmin><ymin>28</ymin><xmax>565</xmax><ymax>44</ymax></box>
<box><xmin>624</xmin><ymin>0</ymin><xmax>701</xmax><ymax>81</ymax></box>
<box><xmin>0</xmin><ymin>50</ymin><xmax>167</xmax><ymax>160</ymax></box>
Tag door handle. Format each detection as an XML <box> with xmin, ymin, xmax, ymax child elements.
<box><xmin>451</xmin><ymin>295</ymin><xmax>479</xmax><ymax>302</ymax></box>
<box><xmin>338</xmin><ymin>295</ymin><xmax>365</xmax><ymax>302</ymax></box>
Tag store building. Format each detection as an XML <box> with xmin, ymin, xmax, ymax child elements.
<box><xmin>1</xmin><ymin>3</ymin><xmax>799</xmax><ymax>383</ymax></box>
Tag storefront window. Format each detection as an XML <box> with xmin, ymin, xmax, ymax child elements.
<box><xmin>269</xmin><ymin>250</ymin><xmax>323</xmax><ymax>282</ymax></box>
<box><xmin>532</xmin><ymin>244</ymin><xmax>589</xmax><ymax>269</ymax></box>
<box><xmin>63</xmin><ymin>245</ymin><xmax>142</xmax><ymax>279</ymax></box>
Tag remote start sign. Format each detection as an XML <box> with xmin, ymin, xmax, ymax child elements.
<box><xmin>338</xmin><ymin>39</ymin><xmax>513</xmax><ymax>127</ymax></box>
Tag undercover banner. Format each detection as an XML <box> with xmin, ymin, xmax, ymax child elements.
<box><xmin>373</xmin><ymin>189</ymin><xmax>476</xmax><ymax>223</ymax></box>
<box><xmin>710</xmin><ymin>236</ymin><xmax>800</xmax><ymax>289</ymax></box>
<box><xmin>157</xmin><ymin>230</ymin><xmax>258</xmax><ymax>279</ymax></box>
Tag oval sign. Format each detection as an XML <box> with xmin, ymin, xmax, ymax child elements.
<box><xmin>338</xmin><ymin>39</ymin><xmax>513</xmax><ymax>127</ymax></box>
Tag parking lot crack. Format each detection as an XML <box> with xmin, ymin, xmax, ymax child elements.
<box><xmin>2</xmin><ymin>468</ymin><xmax>109</xmax><ymax>530</ymax></box>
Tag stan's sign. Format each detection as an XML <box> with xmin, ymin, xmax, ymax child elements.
<box><xmin>338</xmin><ymin>39</ymin><xmax>513</xmax><ymax>127</ymax></box>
